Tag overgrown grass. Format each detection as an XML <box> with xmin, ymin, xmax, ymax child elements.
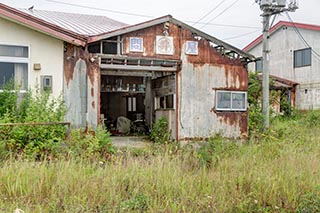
<box><xmin>1</xmin><ymin>111</ymin><xmax>320</xmax><ymax>212</ymax></box>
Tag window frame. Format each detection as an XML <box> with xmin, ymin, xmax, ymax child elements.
<box><xmin>294</xmin><ymin>48</ymin><xmax>311</xmax><ymax>68</ymax></box>
<box><xmin>0</xmin><ymin>43</ymin><xmax>30</xmax><ymax>92</ymax></box>
<box><xmin>154</xmin><ymin>94</ymin><xmax>175</xmax><ymax>110</ymax></box>
<box><xmin>255</xmin><ymin>57</ymin><xmax>263</xmax><ymax>72</ymax></box>
<box><xmin>216</xmin><ymin>90</ymin><xmax>247</xmax><ymax>111</ymax></box>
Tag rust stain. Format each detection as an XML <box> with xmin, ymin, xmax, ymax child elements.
<box><xmin>122</xmin><ymin>23</ymin><xmax>180</xmax><ymax>60</ymax></box>
<box><xmin>92</xmin><ymin>101</ymin><xmax>95</xmax><ymax>108</ymax></box>
<box><xmin>85</xmin><ymin>52</ymin><xmax>99</xmax><ymax>87</ymax></box>
<box><xmin>63</xmin><ymin>43</ymin><xmax>76</xmax><ymax>87</ymax></box>
<box><xmin>91</xmin><ymin>87</ymin><xmax>94</xmax><ymax>97</ymax></box>
<box><xmin>223</xmin><ymin>64</ymin><xmax>248</xmax><ymax>90</ymax></box>
<box><xmin>216</xmin><ymin>112</ymin><xmax>248</xmax><ymax>138</ymax></box>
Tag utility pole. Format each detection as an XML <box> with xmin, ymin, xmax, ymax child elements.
<box><xmin>256</xmin><ymin>0</ymin><xmax>298</xmax><ymax>129</ymax></box>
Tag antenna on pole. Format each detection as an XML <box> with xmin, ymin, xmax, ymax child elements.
<box><xmin>256</xmin><ymin>0</ymin><xmax>298</xmax><ymax>130</ymax></box>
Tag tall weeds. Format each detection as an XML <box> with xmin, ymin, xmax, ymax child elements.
<box><xmin>1</xmin><ymin>111</ymin><xmax>320</xmax><ymax>212</ymax></box>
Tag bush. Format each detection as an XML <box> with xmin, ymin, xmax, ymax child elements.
<box><xmin>0</xmin><ymin>86</ymin><xmax>67</xmax><ymax>159</ymax></box>
<box><xmin>68</xmin><ymin>126</ymin><xmax>115</xmax><ymax>160</ymax></box>
<box><xmin>150</xmin><ymin>117</ymin><xmax>171</xmax><ymax>144</ymax></box>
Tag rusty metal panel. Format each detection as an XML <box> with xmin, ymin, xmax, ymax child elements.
<box><xmin>63</xmin><ymin>43</ymin><xmax>99</xmax><ymax>128</ymax></box>
<box><xmin>122</xmin><ymin>23</ymin><xmax>181</xmax><ymax>60</ymax></box>
<box><xmin>177</xmin><ymin>29</ymin><xmax>248</xmax><ymax>139</ymax></box>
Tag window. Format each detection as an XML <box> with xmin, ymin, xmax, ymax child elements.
<box><xmin>128</xmin><ymin>97</ymin><xmax>137</xmax><ymax>112</ymax></box>
<box><xmin>255</xmin><ymin>58</ymin><xmax>263</xmax><ymax>72</ymax></box>
<box><xmin>294</xmin><ymin>48</ymin><xmax>311</xmax><ymax>68</ymax></box>
<box><xmin>216</xmin><ymin>91</ymin><xmax>247</xmax><ymax>111</ymax></box>
<box><xmin>0</xmin><ymin>44</ymin><xmax>29</xmax><ymax>91</ymax></box>
<box><xmin>155</xmin><ymin>94</ymin><xmax>175</xmax><ymax>110</ymax></box>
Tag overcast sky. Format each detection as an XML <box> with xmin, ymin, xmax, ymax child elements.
<box><xmin>0</xmin><ymin>0</ymin><xmax>319</xmax><ymax>49</ymax></box>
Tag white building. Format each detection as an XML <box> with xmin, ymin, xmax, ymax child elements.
<box><xmin>244</xmin><ymin>21</ymin><xmax>320</xmax><ymax>110</ymax></box>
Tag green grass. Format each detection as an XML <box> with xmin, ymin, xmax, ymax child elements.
<box><xmin>1</xmin><ymin>112</ymin><xmax>320</xmax><ymax>212</ymax></box>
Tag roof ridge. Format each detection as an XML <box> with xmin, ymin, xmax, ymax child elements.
<box><xmin>243</xmin><ymin>20</ymin><xmax>320</xmax><ymax>52</ymax></box>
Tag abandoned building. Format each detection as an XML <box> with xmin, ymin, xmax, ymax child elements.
<box><xmin>0</xmin><ymin>3</ymin><xmax>254</xmax><ymax>140</ymax></box>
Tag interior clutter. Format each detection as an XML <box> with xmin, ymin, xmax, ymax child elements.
<box><xmin>100</xmin><ymin>75</ymin><xmax>148</xmax><ymax>136</ymax></box>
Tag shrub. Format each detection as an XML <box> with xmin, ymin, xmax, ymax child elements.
<box><xmin>0</xmin><ymin>86</ymin><xmax>67</xmax><ymax>159</ymax></box>
<box><xmin>150</xmin><ymin>116</ymin><xmax>171</xmax><ymax>144</ymax></box>
<box><xmin>67</xmin><ymin>126</ymin><xmax>115</xmax><ymax>160</ymax></box>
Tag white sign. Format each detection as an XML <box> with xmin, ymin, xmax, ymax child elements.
<box><xmin>129</xmin><ymin>37</ymin><xmax>143</xmax><ymax>52</ymax></box>
<box><xmin>185</xmin><ymin>41</ymin><xmax>198</xmax><ymax>55</ymax></box>
<box><xmin>156</xmin><ymin>36</ymin><xmax>174</xmax><ymax>55</ymax></box>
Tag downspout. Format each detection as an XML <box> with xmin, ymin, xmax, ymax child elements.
<box><xmin>176</xmin><ymin>25</ymin><xmax>182</xmax><ymax>142</ymax></box>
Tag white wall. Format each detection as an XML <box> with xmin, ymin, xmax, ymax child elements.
<box><xmin>247</xmin><ymin>26</ymin><xmax>320</xmax><ymax>109</ymax></box>
<box><xmin>0</xmin><ymin>18</ymin><xmax>64</xmax><ymax>98</ymax></box>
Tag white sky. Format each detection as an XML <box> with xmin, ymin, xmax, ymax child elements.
<box><xmin>0</xmin><ymin>0</ymin><xmax>319</xmax><ymax>49</ymax></box>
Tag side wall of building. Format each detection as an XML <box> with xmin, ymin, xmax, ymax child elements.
<box><xmin>247</xmin><ymin>26</ymin><xmax>320</xmax><ymax>109</ymax></box>
<box><xmin>0</xmin><ymin>17</ymin><xmax>64</xmax><ymax>98</ymax></box>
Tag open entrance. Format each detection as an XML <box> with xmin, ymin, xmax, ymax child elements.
<box><xmin>99</xmin><ymin>55</ymin><xmax>179</xmax><ymax>137</ymax></box>
<box><xmin>100</xmin><ymin>74</ymin><xmax>149</xmax><ymax>135</ymax></box>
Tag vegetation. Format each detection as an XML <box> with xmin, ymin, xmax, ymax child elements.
<box><xmin>150</xmin><ymin>116</ymin><xmax>171</xmax><ymax>144</ymax></box>
<box><xmin>0</xmin><ymin>80</ymin><xmax>320</xmax><ymax>212</ymax></box>
<box><xmin>0</xmin><ymin>111</ymin><xmax>319</xmax><ymax>212</ymax></box>
<box><xmin>0</xmin><ymin>84</ymin><xmax>114</xmax><ymax>160</ymax></box>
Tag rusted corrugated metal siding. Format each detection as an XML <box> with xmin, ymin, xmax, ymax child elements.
<box><xmin>63</xmin><ymin>43</ymin><xmax>100</xmax><ymax>128</ymax></box>
<box><xmin>122</xmin><ymin>23</ymin><xmax>181</xmax><ymax>59</ymax></box>
<box><xmin>118</xmin><ymin>23</ymin><xmax>248</xmax><ymax>139</ymax></box>
<box><xmin>178</xmin><ymin>27</ymin><xmax>248</xmax><ymax>139</ymax></box>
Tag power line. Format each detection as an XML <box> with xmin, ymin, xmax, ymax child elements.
<box><xmin>186</xmin><ymin>21</ymin><xmax>260</xmax><ymax>29</ymax></box>
<box><xmin>43</xmin><ymin>0</ymin><xmax>153</xmax><ymax>18</ymax></box>
<box><xmin>192</xmin><ymin>0</ymin><xmax>226</xmax><ymax>26</ymax></box>
<box><xmin>42</xmin><ymin>0</ymin><xmax>259</xmax><ymax>31</ymax></box>
<box><xmin>223</xmin><ymin>29</ymin><xmax>260</xmax><ymax>40</ymax></box>
<box><xmin>285</xmin><ymin>12</ymin><xmax>320</xmax><ymax>59</ymax></box>
<box><xmin>200</xmin><ymin>0</ymin><xmax>240</xmax><ymax>29</ymax></box>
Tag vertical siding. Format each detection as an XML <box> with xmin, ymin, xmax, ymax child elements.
<box><xmin>64</xmin><ymin>44</ymin><xmax>99</xmax><ymax>128</ymax></box>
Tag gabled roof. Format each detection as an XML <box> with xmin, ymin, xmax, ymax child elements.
<box><xmin>243</xmin><ymin>21</ymin><xmax>320</xmax><ymax>52</ymax></box>
<box><xmin>17</xmin><ymin>9</ymin><xmax>128</xmax><ymax>36</ymax></box>
<box><xmin>0</xmin><ymin>3</ymin><xmax>127</xmax><ymax>46</ymax></box>
<box><xmin>0</xmin><ymin>3</ymin><xmax>255</xmax><ymax>61</ymax></box>
<box><xmin>89</xmin><ymin>15</ymin><xmax>255</xmax><ymax>62</ymax></box>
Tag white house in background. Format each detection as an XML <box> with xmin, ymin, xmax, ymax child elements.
<box><xmin>243</xmin><ymin>21</ymin><xmax>320</xmax><ymax>110</ymax></box>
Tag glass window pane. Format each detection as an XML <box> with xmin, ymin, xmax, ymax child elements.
<box><xmin>256</xmin><ymin>59</ymin><xmax>263</xmax><ymax>72</ymax></box>
<box><xmin>232</xmin><ymin>93</ymin><xmax>246</xmax><ymax>110</ymax></box>
<box><xmin>0</xmin><ymin>62</ymin><xmax>28</xmax><ymax>90</ymax></box>
<box><xmin>0</xmin><ymin>45</ymin><xmax>28</xmax><ymax>57</ymax></box>
<box><xmin>294</xmin><ymin>50</ymin><xmax>302</xmax><ymax>67</ymax></box>
<box><xmin>0</xmin><ymin>62</ymin><xmax>14</xmax><ymax>89</ymax></box>
<box><xmin>217</xmin><ymin>92</ymin><xmax>231</xmax><ymax>109</ymax></box>
<box><xmin>303</xmin><ymin>48</ymin><xmax>311</xmax><ymax>66</ymax></box>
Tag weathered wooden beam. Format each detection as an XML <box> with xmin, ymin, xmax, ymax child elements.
<box><xmin>100</xmin><ymin>70</ymin><xmax>153</xmax><ymax>77</ymax></box>
<box><xmin>100</xmin><ymin>64</ymin><xmax>178</xmax><ymax>72</ymax></box>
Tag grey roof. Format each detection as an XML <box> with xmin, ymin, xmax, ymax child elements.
<box><xmin>18</xmin><ymin>8</ymin><xmax>128</xmax><ymax>36</ymax></box>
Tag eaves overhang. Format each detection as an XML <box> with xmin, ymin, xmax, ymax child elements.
<box><xmin>0</xmin><ymin>3</ymin><xmax>87</xmax><ymax>46</ymax></box>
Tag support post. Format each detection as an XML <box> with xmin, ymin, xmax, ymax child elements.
<box><xmin>262</xmin><ymin>13</ymin><xmax>270</xmax><ymax>129</ymax></box>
